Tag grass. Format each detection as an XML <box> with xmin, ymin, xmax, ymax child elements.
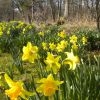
<box><xmin>45</xmin><ymin>19</ymin><xmax>97</xmax><ymax>32</ymax></box>
<box><xmin>0</xmin><ymin>53</ymin><xmax>13</xmax><ymax>72</ymax></box>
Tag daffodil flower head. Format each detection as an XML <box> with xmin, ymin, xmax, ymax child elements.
<box><xmin>71</xmin><ymin>43</ymin><xmax>78</xmax><ymax>51</ymax></box>
<box><xmin>70</xmin><ymin>35</ymin><xmax>77</xmax><ymax>44</ymax></box>
<box><xmin>38</xmin><ymin>31</ymin><xmax>44</xmax><ymax>36</ymax></box>
<box><xmin>0</xmin><ymin>27</ymin><xmax>3</xmax><ymax>36</ymax></box>
<box><xmin>22</xmin><ymin>42</ymin><xmax>38</xmax><ymax>63</ymax></box>
<box><xmin>58</xmin><ymin>30</ymin><xmax>66</xmax><ymax>38</ymax></box>
<box><xmin>7</xmin><ymin>29</ymin><xmax>10</xmax><ymax>35</ymax></box>
<box><xmin>45</xmin><ymin>52</ymin><xmax>61</xmax><ymax>74</ymax></box>
<box><xmin>82</xmin><ymin>36</ymin><xmax>87</xmax><ymax>45</ymax></box>
<box><xmin>49</xmin><ymin>42</ymin><xmax>56</xmax><ymax>50</ymax></box>
<box><xmin>36</xmin><ymin>74</ymin><xmax>63</xmax><ymax>96</ymax></box>
<box><xmin>64</xmin><ymin>51</ymin><xmax>80</xmax><ymax>70</ymax></box>
<box><xmin>4</xmin><ymin>74</ymin><xmax>34</xmax><ymax>100</ymax></box>
<box><xmin>42</xmin><ymin>42</ymin><xmax>48</xmax><ymax>50</ymax></box>
<box><xmin>22</xmin><ymin>28</ymin><xmax>26</xmax><ymax>34</ymax></box>
<box><xmin>56</xmin><ymin>40</ymin><xmax>68</xmax><ymax>52</ymax></box>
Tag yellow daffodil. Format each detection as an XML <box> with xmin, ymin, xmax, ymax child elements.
<box><xmin>0</xmin><ymin>31</ymin><xmax>3</xmax><ymax>36</ymax></box>
<box><xmin>70</xmin><ymin>35</ymin><xmax>77</xmax><ymax>44</ymax></box>
<box><xmin>16</xmin><ymin>22</ymin><xmax>24</xmax><ymax>29</ymax></box>
<box><xmin>4</xmin><ymin>74</ymin><xmax>34</xmax><ymax>100</ymax></box>
<box><xmin>45</xmin><ymin>52</ymin><xmax>61</xmax><ymax>74</ymax></box>
<box><xmin>56</xmin><ymin>40</ymin><xmax>68</xmax><ymax>52</ymax></box>
<box><xmin>22</xmin><ymin>42</ymin><xmax>38</xmax><ymax>63</ymax></box>
<box><xmin>71</xmin><ymin>43</ymin><xmax>78</xmax><ymax>51</ymax></box>
<box><xmin>0</xmin><ymin>27</ymin><xmax>3</xmax><ymax>36</ymax></box>
<box><xmin>42</xmin><ymin>42</ymin><xmax>48</xmax><ymax>50</ymax></box>
<box><xmin>38</xmin><ymin>32</ymin><xmax>44</xmax><ymax>37</ymax></box>
<box><xmin>7</xmin><ymin>29</ymin><xmax>10</xmax><ymax>35</ymax></box>
<box><xmin>29</xmin><ymin>25</ymin><xmax>32</xmax><ymax>29</ymax></box>
<box><xmin>49</xmin><ymin>42</ymin><xmax>56</xmax><ymax>50</ymax></box>
<box><xmin>36</xmin><ymin>74</ymin><xmax>63</xmax><ymax>96</ymax></box>
<box><xmin>58</xmin><ymin>30</ymin><xmax>66</xmax><ymax>38</ymax></box>
<box><xmin>64</xmin><ymin>51</ymin><xmax>80</xmax><ymax>70</ymax></box>
<box><xmin>22</xmin><ymin>25</ymin><xmax>32</xmax><ymax>34</ymax></box>
<box><xmin>82</xmin><ymin>36</ymin><xmax>87</xmax><ymax>45</ymax></box>
<box><xmin>22</xmin><ymin>28</ymin><xmax>26</xmax><ymax>34</ymax></box>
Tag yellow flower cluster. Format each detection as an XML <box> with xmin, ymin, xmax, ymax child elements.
<box><xmin>49</xmin><ymin>42</ymin><xmax>56</xmax><ymax>51</ymax></box>
<box><xmin>72</xmin><ymin>43</ymin><xmax>78</xmax><ymax>51</ymax></box>
<box><xmin>22</xmin><ymin>25</ymin><xmax>33</xmax><ymax>34</ymax></box>
<box><xmin>58</xmin><ymin>30</ymin><xmax>66</xmax><ymax>38</ymax></box>
<box><xmin>70</xmin><ymin>35</ymin><xmax>77</xmax><ymax>44</ymax></box>
<box><xmin>22</xmin><ymin>41</ymin><xmax>80</xmax><ymax>72</ymax></box>
<box><xmin>42</xmin><ymin>42</ymin><xmax>48</xmax><ymax>50</ymax></box>
<box><xmin>82</xmin><ymin>36</ymin><xmax>87</xmax><ymax>45</ymax></box>
<box><xmin>21</xmin><ymin>41</ymin><xmax>80</xmax><ymax>97</ymax></box>
<box><xmin>0</xmin><ymin>26</ymin><xmax>3</xmax><ymax>36</ymax></box>
<box><xmin>38</xmin><ymin>31</ymin><xmax>44</xmax><ymax>37</ymax></box>
<box><xmin>56</xmin><ymin>40</ymin><xmax>68</xmax><ymax>52</ymax></box>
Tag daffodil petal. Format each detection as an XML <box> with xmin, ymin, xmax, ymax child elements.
<box><xmin>36</xmin><ymin>84</ymin><xmax>44</xmax><ymax>93</ymax></box>
<box><xmin>22</xmin><ymin>89</ymin><xmax>35</xmax><ymax>96</ymax></box>
<box><xmin>37</xmin><ymin>78</ymin><xmax>47</xmax><ymax>83</ymax></box>
<box><xmin>20</xmin><ymin>92</ymin><xmax>28</xmax><ymax>100</ymax></box>
<box><xmin>4</xmin><ymin>74</ymin><xmax>15</xmax><ymax>87</ymax></box>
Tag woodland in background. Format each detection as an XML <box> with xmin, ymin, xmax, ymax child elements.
<box><xmin>0</xmin><ymin>0</ymin><xmax>100</xmax><ymax>31</ymax></box>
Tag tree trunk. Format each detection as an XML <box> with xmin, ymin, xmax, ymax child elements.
<box><xmin>31</xmin><ymin>0</ymin><xmax>34</xmax><ymax>22</ymax></box>
<box><xmin>79</xmin><ymin>0</ymin><xmax>83</xmax><ymax>20</ymax></box>
<box><xmin>49</xmin><ymin>0</ymin><xmax>56</xmax><ymax>22</ymax></box>
<box><xmin>58</xmin><ymin>0</ymin><xmax>62</xmax><ymax>19</ymax></box>
<box><xmin>64</xmin><ymin>0</ymin><xmax>69</xmax><ymax>19</ymax></box>
<box><xmin>12</xmin><ymin>0</ymin><xmax>15</xmax><ymax>20</ymax></box>
<box><xmin>96</xmin><ymin>0</ymin><xmax>100</xmax><ymax>31</ymax></box>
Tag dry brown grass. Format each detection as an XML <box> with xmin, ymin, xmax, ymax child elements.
<box><xmin>34</xmin><ymin>18</ymin><xmax>97</xmax><ymax>34</ymax></box>
<box><xmin>60</xmin><ymin>20</ymin><xmax>97</xmax><ymax>32</ymax></box>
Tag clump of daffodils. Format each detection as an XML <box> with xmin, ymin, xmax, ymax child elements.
<box><xmin>71</xmin><ymin>43</ymin><xmax>78</xmax><ymax>51</ymax></box>
<box><xmin>0</xmin><ymin>26</ymin><xmax>3</xmax><ymax>36</ymax></box>
<box><xmin>56</xmin><ymin>40</ymin><xmax>68</xmax><ymax>52</ymax></box>
<box><xmin>38</xmin><ymin>31</ymin><xmax>44</xmax><ymax>37</ymax></box>
<box><xmin>36</xmin><ymin>74</ymin><xmax>63</xmax><ymax>96</ymax></box>
<box><xmin>22</xmin><ymin>42</ymin><xmax>38</xmax><ymax>63</ymax></box>
<box><xmin>70</xmin><ymin>35</ymin><xmax>77</xmax><ymax>44</ymax></box>
<box><xmin>49</xmin><ymin>42</ymin><xmax>56</xmax><ymax>51</ymax></box>
<box><xmin>58</xmin><ymin>30</ymin><xmax>66</xmax><ymax>38</ymax></box>
<box><xmin>42</xmin><ymin>42</ymin><xmax>48</xmax><ymax>50</ymax></box>
<box><xmin>22</xmin><ymin>25</ymin><xmax>33</xmax><ymax>34</ymax></box>
<box><xmin>82</xmin><ymin>36</ymin><xmax>87</xmax><ymax>45</ymax></box>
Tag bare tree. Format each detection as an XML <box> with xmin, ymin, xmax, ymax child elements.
<box><xmin>0</xmin><ymin>0</ymin><xmax>99</xmax><ymax>26</ymax></box>
<box><xmin>96</xmin><ymin>0</ymin><xmax>100</xmax><ymax>31</ymax></box>
<box><xmin>49</xmin><ymin>0</ymin><xmax>56</xmax><ymax>21</ymax></box>
<box><xmin>64</xmin><ymin>0</ymin><xmax>69</xmax><ymax>19</ymax></box>
<box><xmin>57</xmin><ymin>0</ymin><xmax>62</xmax><ymax>19</ymax></box>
